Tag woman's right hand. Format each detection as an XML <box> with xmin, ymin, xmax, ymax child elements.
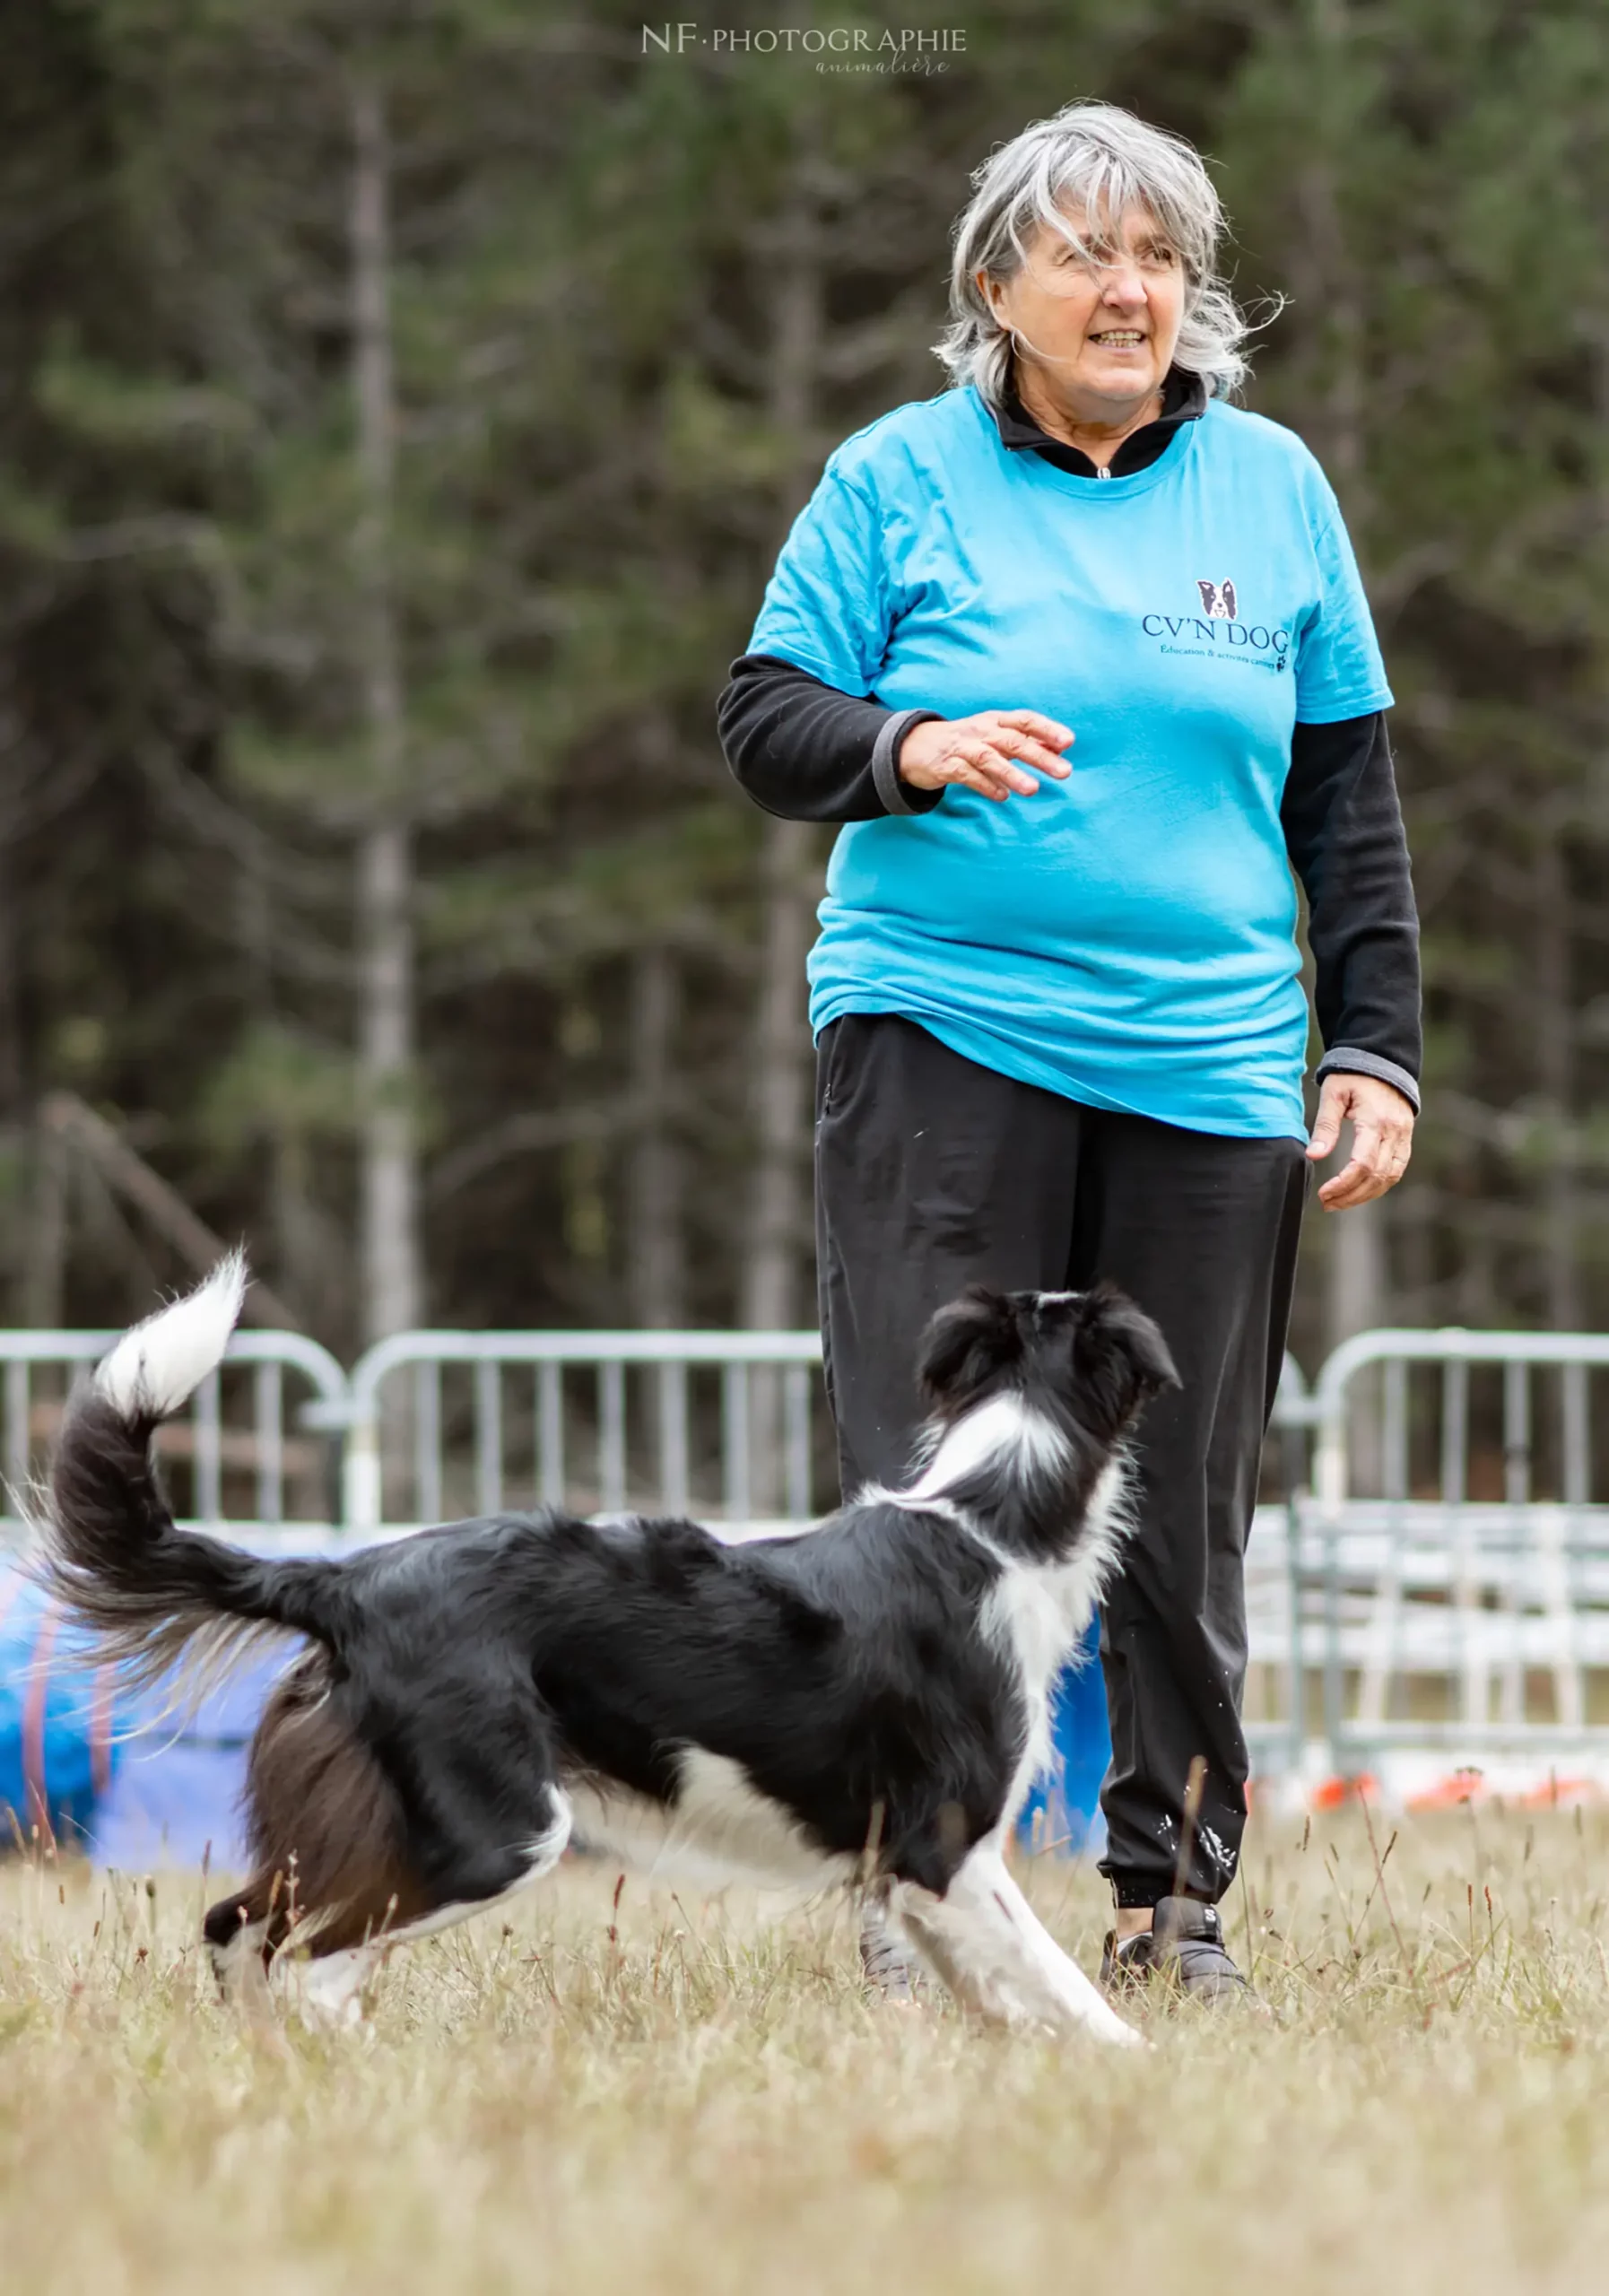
<box><xmin>897</xmin><ymin>710</ymin><xmax>1074</xmax><ymax>802</ymax></box>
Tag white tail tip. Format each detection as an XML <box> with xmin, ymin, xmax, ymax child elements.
<box><xmin>94</xmin><ymin>1252</ymin><xmax>250</xmax><ymax>1422</ymax></box>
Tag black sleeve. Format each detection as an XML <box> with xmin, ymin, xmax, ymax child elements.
<box><xmin>717</xmin><ymin>653</ymin><xmax>944</xmax><ymax>822</ymax></box>
<box><xmin>1282</xmin><ymin>710</ymin><xmax>1422</xmax><ymax>1111</ymax></box>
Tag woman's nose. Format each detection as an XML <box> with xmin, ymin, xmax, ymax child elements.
<box><xmin>1100</xmin><ymin>265</ymin><xmax>1148</xmax><ymax>310</ymax></box>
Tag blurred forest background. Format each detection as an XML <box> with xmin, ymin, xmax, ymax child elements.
<box><xmin>3</xmin><ymin>0</ymin><xmax>1606</xmax><ymax>1374</ymax></box>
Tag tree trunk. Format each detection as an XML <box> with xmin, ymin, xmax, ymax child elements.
<box><xmin>740</xmin><ymin>819</ymin><xmax>814</xmax><ymax>1336</ymax></box>
<box><xmin>351</xmin><ymin>76</ymin><xmax>422</xmax><ymax>1344</ymax></box>
<box><xmin>740</xmin><ymin>149</ymin><xmax>827</xmax><ymax>1509</ymax></box>
<box><xmin>0</xmin><ymin>735</ymin><xmax>22</xmax><ymax>1125</ymax></box>
<box><xmin>22</xmin><ymin>1109</ymin><xmax>66</xmax><ymax>1329</ymax></box>
<box><xmin>1326</xmin><ymin>1195</ymin><xmax>1387</xmax><ymax>1354</ymax></box>
<box><xmin>1535</xmin><ymin>829</ymin><xmax>1579</xmax><ymax>1329</ymax></box>
<box><xmin>740</xmin><ymin>168</ymin><xmax>823</xmax><ymax>1344</ymax></box>
<box><xmin>1297</xmin><ymin>0</ymin><xmax>1389</xmax><ymax>1356</ymax></box>
<box><xmin>628</xmin><ymin>944</ymin><xmax>686</xmax><ymax>1329</ymax></box>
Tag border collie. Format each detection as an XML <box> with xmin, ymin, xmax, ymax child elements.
<box><xmin>39</xmin><ymin>1258</ymin><xmax>1176</xmax><ymax>2043</ymax></box>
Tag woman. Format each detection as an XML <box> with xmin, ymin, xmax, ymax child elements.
<box><xmin>718</xmin><ymin>102</ymin><xmax>1419</xmax><ymax>2003</ymax></box>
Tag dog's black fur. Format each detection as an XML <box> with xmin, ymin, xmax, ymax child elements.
<box><xmin>41</xmin><ymin>1266</ymin><xmax>1177</xmax><ymax>2008</ymax></box>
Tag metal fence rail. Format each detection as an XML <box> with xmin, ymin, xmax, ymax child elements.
<box><xmin>1309</xmin><ymin>1326</ymin><xmax>1609</xmax><ymax>1510</ymax></box>
<box><xmin>340</xmin><ymin>1329</ymin><xmax>827</xmax><ymax>1535</ymax></box>
<box><xmin>1241</xmin><ymin>1500</ymin><xmax>1609</xmax><ymax>1779</ymax></box>
<box><xmin>12</xmin><ymin>1312</ymin><xmax>1609</xmax><ymax>1794</ymax></box>
<box><xmin>0</xmin><ymin>1328</ymin><xmax>350</xmax><ymax>1536</ymax></box>
<box><xmin>1248</xmin><ymin>1329</ymin><xmax>1609</xmax><ymax>1787</ymax></box>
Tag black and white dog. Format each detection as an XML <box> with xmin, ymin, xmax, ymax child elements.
<box><xmin>40</xmin><ymin>1257</ymin><xmax>1176</xmax><ymax>2043</ymax></box>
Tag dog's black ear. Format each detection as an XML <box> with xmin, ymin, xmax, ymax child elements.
<box><xmin>1074</xmin><ymin>1283</ymin><xmax>1180</xmax><ymax>1429</ymax></box>
<box><xmin>918</xmin><ymin>1285</ymin><xmax>1023</xmax><ymax>1412</ymax></box>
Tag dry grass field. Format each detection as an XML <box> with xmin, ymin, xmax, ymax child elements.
<box><xmin>4</xmin><ymin>1805</ymin><xmax>1609</xmax><ymax>2294</ymax></box>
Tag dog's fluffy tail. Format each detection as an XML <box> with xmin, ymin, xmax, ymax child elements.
<box><xmin>39</xmin><ymin>1254</ymin><xmax>350</xmax><ymax>1697</ymax></box>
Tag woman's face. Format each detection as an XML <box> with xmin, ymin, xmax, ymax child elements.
<box><xmin>981</xmin><ymin>204</ymin><xmax>1187</xmax><ymax>412</ymax></box>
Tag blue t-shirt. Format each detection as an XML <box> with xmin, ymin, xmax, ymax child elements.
<box><xmin>747</xmin><ymin>385</ymin><xmax>1393</xmax><ymax>1141</ymax></box>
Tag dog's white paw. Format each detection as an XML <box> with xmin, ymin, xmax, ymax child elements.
<box><xmin>273</xmin><ymin>1943</ymin><xmax>378</xmax><ymax>2031</ymax></box>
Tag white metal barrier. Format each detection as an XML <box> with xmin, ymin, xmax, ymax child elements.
<box><xmin>0</xmin><ymin>1328</ymin><xmax>350</xmax><ymax>1538</ymax></box>
<box><xmin>13</xmin><ymin>1310</ymin><xmax>1609</xmax><ymax>1794</ymax></box>
<box><xmin>340</xmin><ymin>1329</ymin><xmax>826</xmax><ymax>1535</ymax></box>
<box><xmin>1249</xmin><ymin>1330</ymin><xmax>1609</xmax><ymax>1788</ymax></box>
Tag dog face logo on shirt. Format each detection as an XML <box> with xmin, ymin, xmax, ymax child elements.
<box><xmin>1139</xmin><ymin>583</ymin><xmax>1290</xmax><ymax>671</ymax></box>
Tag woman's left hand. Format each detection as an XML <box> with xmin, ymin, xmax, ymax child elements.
<box><xmin>1306</xmin><ymin>1073</ymin><xmax>1415</xmax><ymax>1209</ymax></box>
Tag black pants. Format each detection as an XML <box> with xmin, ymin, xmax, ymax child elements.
<box><xmin>813</xmin><ymin>1015</ymin><xmax>1307</xmax><ymax>1908</ymax></box>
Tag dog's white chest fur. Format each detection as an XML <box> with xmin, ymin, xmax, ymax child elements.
<box><xmin>569</xmin><ymin>1749</ymin><xmax>854</xmax><ymax>1894</ymax></box>
<box><xmin>981</xmin><ymin>1456</ymin><xmax>1127</xmax><ymax>1823</ymax></box>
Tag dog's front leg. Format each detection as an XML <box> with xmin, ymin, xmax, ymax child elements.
<box><xmin>271</xmin><ymin>1940</ymin><xmax>384</xmax><ymax>2031</ymax></box>
<box><xmin>894</xmin><ymin>1842</ymin><xmax>1143</xmax><ymax>2049</ymax></box>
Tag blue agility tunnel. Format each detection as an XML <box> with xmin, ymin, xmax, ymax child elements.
<box><xmin>3</xmin><ymin>1544</ymin><xmax>1109</xmax><ymax>1867</ymax></box>
<box><xmin>87</xmin><ymin>1647</ymin><xmax>291</xmax><ymax>1870</ymax></box>
<box><xmin>0</xmin><ymin>1552</ymin><xmax>289</xmax><ymax>1867</ymax></box>
<box><xmin>0</xmin><ymin>1561</ymin><xmax>113</xmax><ymax>1850</ymax></box>
<box><xmin>1014</xmin><ymin>1617</ymin><xmax>1111</xmax><ymax>1857</ymax></box>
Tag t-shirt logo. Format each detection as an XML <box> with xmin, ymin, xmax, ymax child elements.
<box><xmin>1140</xmin><ymin>582</ymin><xmax>1290</xmax><ymax>671</ymax></box>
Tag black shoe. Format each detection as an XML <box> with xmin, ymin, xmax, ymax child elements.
<box><xmin>1099</xmin><ymin>1896</ymin><xmax>1253</xmax><ymax>2006</ymax></box>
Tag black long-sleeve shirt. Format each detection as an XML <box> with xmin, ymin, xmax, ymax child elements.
<box><xmin>719</xmin><ymin>376</ymin><xmax>1422</xmax><ymax>1112</ymax></box>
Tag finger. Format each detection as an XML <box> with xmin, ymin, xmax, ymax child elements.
<box><xmin>1318</xmin><ymin>1161</ymin><xmax>1383</xmax><ymax>1209</ymax></box>
<box><xmin>1320</xmin><ymin>1123</ymin><xmax>1387</xmax><ymax>1197</ymax></box>
<box><xmin>991</xmin><ymin>709</ymin><xmax>1074</xmax><ymax>750</ymax></box>
<box><xmin>972</xmin><ymin>722</ymin><xmax>1067</xmax><ymax>779</ymax></box>
<box><xmin>925</xmin><ymin>742</ymin><xmax>1013</xmax><ymax>796</ymax></box>
<box><xmin>956</xmin><ymin>738</ymin><xmax>1039</xmax><ymax>796</ymax></box>
<box><xmin>1328</xmin><ymin>1126</ymin><xmax>1413</xmax><ymax>1205</ymax></box>
<box><xmin>944</xmin><ymin>755</ymin><xmax>1015</xmax><ymax>802</ymax></box>
<box><xmin>1306</xmin><ymin>1080</ymin><xmax>1350</xmax><ymax>1161</ymax></box>
<box><xmin>992</xmin><ymin>733</ymin><xmax>1072</xmax><ymax>778</ymax></box>
<box><xmin>987</xmin><ymin>713</ymin><xmax>1074</xmax><ymax>773</ymax></box>
<box><xmin>1319</xmin><ymin>1150</ymin><xmax>1398</xmax><ymax>1207</ymax></box>
<box><xmin>1349</xmin><ymin>1118</ymin><xmax>1388</xmax><ymax>1170</ymax></box>
<box><xmin>935</xmin><ymin>756</ymin><xmax>1004</xmax><ymax>800</ymax></box>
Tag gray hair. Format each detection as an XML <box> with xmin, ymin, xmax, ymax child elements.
<box><xmin>935</xmin><ymin>101</ymin><xmax>1254</xmax><ymax>406</ymax></box>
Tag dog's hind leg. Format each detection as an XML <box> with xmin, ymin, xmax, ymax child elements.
<box><xmin>212</xmin><ymin>1648</ymin><xmax>573</xmax><ymax>2029</ymax></box>
<box><xmin>203</xmin><ymin>1654</ymin><xmax>425</xmax><ymax>2022</ymax></box>
<box><xmin>274</xmin><ymin>1782</ymin><xmax>574</xmax><ymax>2030</ymax></box>
<box><xmin>203</xmin><ymin>1868</ymin><xmax>290</xmax><ymax>2010</ymax></box>
<box><xmin>893</xmin><ymin>1840</ymin><xmax>1142</xmax><ymax>2049</ymax></box>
